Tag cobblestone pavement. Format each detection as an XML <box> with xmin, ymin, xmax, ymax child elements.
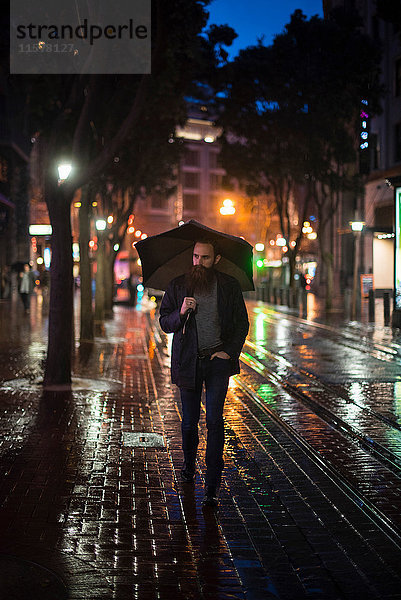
<box><xmin>1</xmin><ymin>294</ymin><xmax>401</xmax><ymax>599</ymax></box>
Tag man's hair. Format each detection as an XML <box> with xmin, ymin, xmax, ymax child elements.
<box><xmin>193</xmin><ymin>238</ymin><xmax>221</xmax><ymax>258</ymax></box>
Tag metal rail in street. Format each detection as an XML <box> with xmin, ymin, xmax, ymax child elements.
<box><xmin>237</xmin><ymin>345</ymin><xmax>401</xmax><ymax>548</ymax></box>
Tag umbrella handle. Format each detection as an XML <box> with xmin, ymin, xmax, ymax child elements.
<box><xmin>182</xmin><ymin>310</ymin><xmax>192</xmax><ymax>335</ymax></box>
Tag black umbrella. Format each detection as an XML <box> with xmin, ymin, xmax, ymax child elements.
<box><xmin>135</xmin><ymin>220</ymin><xmax>254</xmax><ymax>291</ymax></box>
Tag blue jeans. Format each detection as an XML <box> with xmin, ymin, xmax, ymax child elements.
<box><xmin>180</xmin><ymin>357</ymin><xmax>231</xmax><ymax>488</ymax></box>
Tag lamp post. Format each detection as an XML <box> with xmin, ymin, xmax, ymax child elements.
<box><xmin>94</xmin><ymin>217</ymin><xmax>106</xmax><ymax>322</ymax></box>
<box><xmin>350</xmin><ymin>220</ymin><xmax>364</xmax><ymax>320</ymax></box>
<box><xmin>388</xmin><ymin>176</ymin><xmax>401</xmax><ymax>326</ymax></box>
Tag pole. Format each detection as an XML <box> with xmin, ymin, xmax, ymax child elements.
<box><xmin>368</xmin><ymin>289</ymin><xmax>375</xmax><ymax>321</ymax></box>
<box><xmin>383</xmin><ymin>291</ymin><xmax>390</xmax><ymax>325</ymax></box>
<box><xmin>392</xmin><ymin>178</ymin><xmax>401</xmax><ymax>327</ymax></box>
<box><xmin>351</xmin><ymin>231</ymin><xmax>360</xmax><ymax>320</ymax></box>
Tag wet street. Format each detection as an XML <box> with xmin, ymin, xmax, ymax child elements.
<box><xmin>1</xmin><ymin>293</ymin><xmax>401</xmax><ymax>599</ymax></box>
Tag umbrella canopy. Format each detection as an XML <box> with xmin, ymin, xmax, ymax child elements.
<box><xmin>135</xmin><ymin>220</ymin><xmax>254</xmax><ymax>292</ymax></box>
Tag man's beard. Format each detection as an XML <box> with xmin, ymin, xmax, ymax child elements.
<box><xmin>186</xmin><ymin>265</ymin><xmax>216</xmax><ymax>295</ymax></box>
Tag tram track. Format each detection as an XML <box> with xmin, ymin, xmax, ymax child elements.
<box><xmin>246</xmin><ymin>336</ymin><xmax>401</xmax><ymax>431</ymax></box>
<box><xmin>237</xmin><ymin>336</ymin><xmax>401</xmax><ymax>545</ymax></box>
<box><xmin>252</xmin><ymin>307</ymin><xmax>401</xmax><ymax>364</ymax></box>
<box><xmin>241</xmin><ymin>340</ymin><xmax>401</xmax><ymax>473</ymax></box>
<box><xmin>232</xmin><ymin>370</ymin><xmax>401</xmax><ymax>549</ymax></box>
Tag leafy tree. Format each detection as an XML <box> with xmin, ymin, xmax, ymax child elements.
<box><xmin>219</xmin><ymin>9</ymin><xmax>382</xmax><ymax>305</ymax></box>
<box><xmin>6</xmin><ymin>0</ymin><xmax>235</xmax><ymax>387</ymax></box>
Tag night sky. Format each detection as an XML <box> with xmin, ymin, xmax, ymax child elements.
<box><xmin>207</xmin><ymin>0</ymin><xmax>324</xmax><ymax>56</ymax></box>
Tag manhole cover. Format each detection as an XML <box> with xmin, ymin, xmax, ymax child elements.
<box><xmin>122</xmin><ymin>432</ymin><xmax>165</xmax><ymax>448</ymax></box>
<box><xmin>0</xmin><ymin>555</ymin><xmax>68</xmax><ymax>599</ymax></box>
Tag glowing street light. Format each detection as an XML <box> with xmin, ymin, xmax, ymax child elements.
<box><xmin>350</xmin><ymin>220</ymin><xmax>365</xmax><ymax>319</ymax></box>
<box><xmin>95</xmin><ymin>219</ymin><xmax>107</xmax><ymax>231</ymax></box>
<box><xmin>220</xmin><ymin>199</ymin><xmax>236</xmax><ymax>216</ymax></box>
<box><xmin>350</xmin><ymin>221</ymin><xmax>364</xmax><ymax>232</ymax></box>
<box><xmin>255</xmin><ymin>243</ymin><xmax>265</xmax><ymax>252</ymax></box>
<box><xmin>57</xmin><ymin>163</ymin><xmax>72</xmax><ymax>182</ymax></box>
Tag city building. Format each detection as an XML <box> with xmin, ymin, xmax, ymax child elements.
<box><xmin>324</xmin><ymin>0</ymin><xmax>401</xmax><ymax>296</ymax></box>
<box><xmin>363</xmin><ymin>8</ymin><xmax>401</xmax><ymax>295</ymax></box>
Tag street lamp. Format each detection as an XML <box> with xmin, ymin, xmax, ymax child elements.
<box><xmin>95</xmin><ymin>219</ymin><xmax>107</xmax><ymax>231</ymax></box>
<box><xmin>350</xmin><ymin>220</ymin><xmax>364</xmax><ymax>320</ymax></box>
<box><xmin>220</xmin><ymin>199</ymin><xmax>236</xmax><ymax>216</ymax></box>
<box><xmin>57</xmin><ymin>163</ymin><xmax>72</xmax><ymax>182</ymax></box>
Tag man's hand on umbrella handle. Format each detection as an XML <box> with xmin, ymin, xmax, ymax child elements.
<box><xmin>180</xmin><ymin>297</ymin><xmax>197</xmax><ymax>317</ymax></box>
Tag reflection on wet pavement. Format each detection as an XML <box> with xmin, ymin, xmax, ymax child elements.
<box><xmin>241</xmin><ymin>303</ymin><xmax>401</xmax><ymax>539</ymax></box>
<box><xmin>1</xmin><ymin>296</ymin><xmax>401</xmax><ymax>598</ymax></box>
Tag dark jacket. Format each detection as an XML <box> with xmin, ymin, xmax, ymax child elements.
<box><xmin>159</xmin><ymin>271</ymin><xmax>249</xmax><ymax>389</ymax></box>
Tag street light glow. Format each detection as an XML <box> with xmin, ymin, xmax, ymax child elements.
<box><xmin>220</xmin><ymin>198</ymin><xmax>236</xmax><ymax>215</ymax></box>
<box><xmin>350</xmin><ymin>221</ymin><xmax>364</xmax><ymax>232</ymax></box>
<box><xmin>95</xmin><ymin>219</ymin><xmax>107</xmax><ymax>231</ymax></box>
<box><xmin>255</xmin><ymin>243</ymin><xmax>265</xmax><ymax>252</ymax></box>
<box><xmin>58</xmin><ymin>163</ymin><xmax>72</xmax><ymax>181</ymax></box>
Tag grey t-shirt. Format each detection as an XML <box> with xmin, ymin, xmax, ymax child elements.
<box><xmin>194</xmin><ymin>279</ymin><xmax>222</xmax><ymax>351</ymax></box>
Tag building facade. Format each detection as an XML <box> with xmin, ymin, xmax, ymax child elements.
<box><xmin>324</xmin><ymin>0</ymin><xmax>401</xmax><ymax>295</ymax></box>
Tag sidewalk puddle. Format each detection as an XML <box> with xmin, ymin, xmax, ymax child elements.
<box><xmin>1</xmin><ymin>376</ymin><xmax>122</xmax><ymax>392</ymax></box>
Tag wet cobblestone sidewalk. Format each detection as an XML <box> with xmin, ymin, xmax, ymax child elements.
<box><xmin>1</xmin><ymin>297</ymin><xmax>401</xmax><ymax>599</ymax></box>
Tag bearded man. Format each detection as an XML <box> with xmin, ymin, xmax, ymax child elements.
<box><xmin>159</xmin><ymin>240</ymin><xmax>249</xmax><ymax>507</ymax></box>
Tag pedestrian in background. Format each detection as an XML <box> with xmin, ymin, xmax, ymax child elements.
<box><xmin>19</xmin><ymin>263</ymin><xmax>34</xmax><ymax>313</ymax></box>
<box><xmin>159</xmin><ymin>240</ymin><xmax>249</xmax><ymax>507</ymax></box>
